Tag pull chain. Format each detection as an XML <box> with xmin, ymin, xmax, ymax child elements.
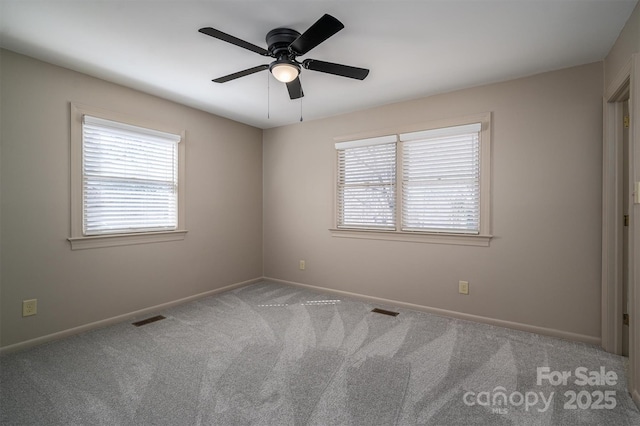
<box><xmin>300</xmin><ymin>95</ymin><xmax>303</xmax><ymax>122</ymax></box>
<box><xmin>267</xmin><ymin>72</ymin><xmax>270</xmax><ymax>119</ymax></box>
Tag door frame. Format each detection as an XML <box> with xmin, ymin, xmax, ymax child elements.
<box><xmin>602</xmin><ymin>53</ymin><xmax>640</xmax><ymax>405</ymax></box>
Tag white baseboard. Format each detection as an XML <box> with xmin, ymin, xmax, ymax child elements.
<box><xmin>265</xmin><ymin>277</ymin><xmax>602</xmax><ymax>346</ymax></box>
<box><xmin>633</xmin><ymin>389</ymin><xmax>640</xmax><ymax>409</ymax></box>
<box><xmin>0</xmin><ymin>276</ymin><xmax>603</xmax><ymax>354</ymax></box>
<box><xmin>0</xmin><ymin>277</ymin><xmax>262</xmax><ymax>355</ymax></box>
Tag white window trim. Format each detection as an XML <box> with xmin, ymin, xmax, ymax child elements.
<box><xmin>331</xmin><ymin>112</ymin><xmax>492</xmax><ymax>247</ymax></box>
<box><xmin>69</xmin><ymin>102</ymin><xmax>187</xmax><ymax>250</ymax></box>
<box><xmin>329</xmin><ymin>228</ymin><xmax>492</xmax><ymax>247</ymax></box>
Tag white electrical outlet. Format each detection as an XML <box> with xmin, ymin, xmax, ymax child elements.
<box><xmin>299</xmin><ymin>260</ymin><xmax>306</xmax><ymax>270</ymax></box>
<box><xmin>459</xmin><ymin>281</ymin><xmax>469</xmax><ymax>295</ymax></box>
<box><xmin>23</xmin><ymin>299</ymin><xmax>37</xmax><ymax>317</ymax></box>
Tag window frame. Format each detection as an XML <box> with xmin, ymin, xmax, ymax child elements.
<box><xmin>69</xmin><ymin>103</ymin><xmax>187</xmax><ymax>250</ymax></box>
<box><xmin>331</xmin><ymin>113</ymin><xmax>492</xmax><ymax>247</ymax></box>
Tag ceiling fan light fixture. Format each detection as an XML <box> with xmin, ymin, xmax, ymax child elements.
<box><xmin>270</xmin><ymin>61</ymin><xmax>300</xmax><ymax>83</ymax></box>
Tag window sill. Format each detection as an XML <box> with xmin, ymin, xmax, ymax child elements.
<box><xmin>329</xmin><ymin>228</ymin><xmax>492</xmax><ymax>247</ymax></box>
<box><xmin>68</xmin><ymin>230</ymin><xmax>188</xmax><ymax>250</ymax></box>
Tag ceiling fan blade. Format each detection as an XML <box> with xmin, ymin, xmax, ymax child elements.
<box><xmin>286</xmin><ymin>77</ymin><xmax>304</xmax><ymax>99</ymax></box>
<box><xmin>199</xmin><ymin>27</ymin><xmax>269</xmax><ymax>56</ymax></box>
<box><xmin>302</xmin><ymin>59</ymin><xmax>369</xmax><ymax>80</ymax></box>
<box><xmin>289</xmin><ymin>14</ymin><xmax>344</xmax><ymax>56</ymax></box>
<box><xmin>213</xmin><ymin>64</ymin><xmax>269</xmax><ymax>83</ymax></box>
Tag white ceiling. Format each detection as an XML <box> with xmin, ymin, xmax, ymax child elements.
<box><xmin>1</xmin><ymin>1</ymin><xmax>637</xmax><ymax>129</ymax></box>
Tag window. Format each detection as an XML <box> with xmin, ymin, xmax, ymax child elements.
<box><xmin>333</xmin><ymin>113</ymin><xmax>491</xmax><ymax>246</ymax></box>
<box><xmin>82</xmin><ymin>116</ymin><xmax>180</xmax><ymax>235</ymax></box>
<box><xmin>401</xmin><ymin>123</ymin><xmax>481</xmax><ymax>234</ymax></box>
<box><xmin>336</xmin><ymin>135</ymin><xmax>397</xmax><ymax>230</ymax></box>
<box><xmin>69</xmin><ymin>103</ymin><xmax>186</xmax><ymax>249</ymax></box>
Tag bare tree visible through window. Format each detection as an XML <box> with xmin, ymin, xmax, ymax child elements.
<box><xmin>337</xmin><ymin>142</ymin><xmax>396</xmax><ymax>229</ymax></box>
<box><xmin>335</xmin><ymin>121</ymin><xmax>484</xmax><ymax>236</ymax></box>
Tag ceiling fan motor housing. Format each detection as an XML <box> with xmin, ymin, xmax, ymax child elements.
<box><xmin>266</xmin><ymin>28</ymin><xmax>301</xmax><ymax>58</ymax></box>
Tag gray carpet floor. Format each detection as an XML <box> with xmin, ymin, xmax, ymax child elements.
<box><xmin>1</xmin><ymin>280</ymin><xmax>639</xmax><ymax>425</ymax></box>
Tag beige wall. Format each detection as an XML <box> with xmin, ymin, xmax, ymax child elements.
<box><xmin>605</xmin><ymin>1</ymin><xmax>639</xmax><ymax>90</ymax></box>
<box><xmin>0</xmin><ymin>47</ymin><xmax>610</xmax><ymax>348</ymax></box>
<box><xmin>0</xmin><ymin>50</ymin><xmax>263</xmax><ymax>348</ymax></box>
<box><xmin>263</xmin><ymin>62</ymin><xmax>603</xmax><ymax>341</ymax></box>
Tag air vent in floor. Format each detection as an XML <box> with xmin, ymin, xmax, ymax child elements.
<box><xmin>371</xmin><ymin>308</ymin><xmax>399</xmax><ymax>317</ymax></box>
<box><xmin>132</xmin><ymin>315</ymin><xmax>166</xmax><ymax>327</ymax></box>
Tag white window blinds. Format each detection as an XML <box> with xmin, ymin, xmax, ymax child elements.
<box><xmin>82</xmin><ymin>115</ymin><xmax>181</xmax><ymax>235</ymax></box>
<box><xmin>336</xmin><ymin>135</ymin><xmax>397</xmax><ymax>230</ymax></box>
<box><xmin>400</xmin><ymin>123</ymin><xmax>481</xmax><ymax>234</ymax></box>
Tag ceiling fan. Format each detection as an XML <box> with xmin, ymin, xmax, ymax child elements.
<box><xmin>198</xmin><ymin>14</ymin><xmax>369</xmax><ymax>100</ymax></box>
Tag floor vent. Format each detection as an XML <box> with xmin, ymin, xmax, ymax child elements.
<box><xmin>132</xmin><ymin>315</ymin><xmax>166</xmax><ymax>327</ymax></box>
<box><xmin>371</xmin><ymin>308</ymin><xmax>399</xmax><ymax>317</ymax></box>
